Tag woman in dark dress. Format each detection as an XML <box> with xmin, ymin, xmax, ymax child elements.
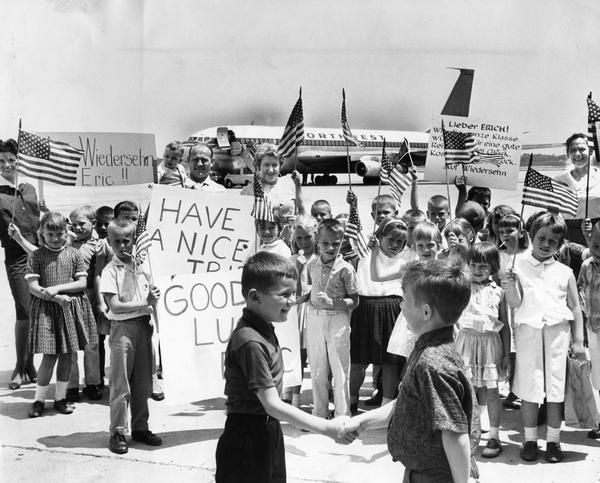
<box><xmin>0</xmin><ymin>138</ymin><xmax>40</xmax><ymax>389</ymax></box>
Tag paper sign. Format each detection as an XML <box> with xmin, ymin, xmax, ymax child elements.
<box><xmin>424</xmin><ymin>116</ymin><xmax>521</xmax><ymax>190</ymax></box>
<box><xmin>146</xmin><ymin>184</ymin><xmax>255</xmax><ymax>279</ymax></box>
<box><xmin>39</xmin><ymin>132</ymin><xmax>156</xmax><ymax>186</ymax></box>
<box><xmin>157</xmin><ymin>271</ymin><xmax>301</xmax><ymax>404</ymax></box>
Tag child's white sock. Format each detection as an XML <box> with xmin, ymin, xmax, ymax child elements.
<box><xmin>479</xmin><ymin>404</ymin><xmax>489</xmax><ymax>431</ymax></box>
<box><xmin>34</xmin><ymin>384</ymin><xmax>50</xmax><ymax>403</ymax></box>
<box><xmin>524</xmin><ymin>426</ymin><xmax>537</xmax><ymax>442</ymax></box>
<box><xmin>489</xmin><ymin>426</ymin><xmax>500</xmax><ymax>440</ymax></box>
<box><xmin>54</xmin><ymin>380</ymin><xmax>68</xmax><ymax>401</ymax></box>
<box><xmin>547</xmin><ymin>425</ymin><xmax>561</xmax><ymax>443</ymax></box>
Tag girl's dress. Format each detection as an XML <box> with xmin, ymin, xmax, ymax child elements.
<box><xmin>27</xmin><ymin>246</ymin><xmax>97</xmax><ymax>354</ymax></box>
<box><xmin>350</xmin><ymin>249</ymin><xmax>409</xmax><ymax>365</ymax></box>
<box><xmin>455</xmin><ymin>279</ymin><xmax>505</xmax><ymax>388</ymax></box>
<box><xmin>292</xmin><ymin>250</ymin><xmax>317</xmax><ymax>349</ymax></box>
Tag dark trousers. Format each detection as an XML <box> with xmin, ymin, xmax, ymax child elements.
<box><xmin>215</xmin><ymin>414</ymin><xmax>286</xmax><ymax>483</ymax></box>
<box><xmin>402</xmin><ymin>467</ymin><xmax>454</xmax><ymax>483</ymax></box>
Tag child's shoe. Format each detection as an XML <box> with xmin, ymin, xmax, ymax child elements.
<box><xmin>109</xmin><ymin>433</ymin><xmax>128</xmax><ymax>454</ymax></box>
<box><xmin>545</xmin><ymin>442</ymin><xmax>563</xmax><ymax>463</ymax></box>
<box><xmin>131</xmin><ymin>430</ymin><xmax>162</xmax><ymax>446</ymax></box>
<box><xmin>587</xmin><ymin>425</ymin><xmax>600</xmax><ymax>439</ymax></box>
<box><xmin>150</xmin><ymin>392</ymin><xmax>165</xmax><ymax>401</ymax></box>
<box><xmin>28</xmin><ymin>400</ymin><xmax>44</xmax><ymax>418</ymax></box>
<box><xmin>66</xmin><ymin>387</ymin><xmax>80</xmax><ymax>402</ymax></box>
<box><xmin>481</xmin><ymin>438</ymin><xmax>502</xmax><ymax>458</ymax></box>
<box><xmin>53</xmin><ymin>399</ymin><xmax>74</xmax><ymax>414</ymax></box>
<box><xmin>82</xmin><ymin>384</ymin><xmax>102</xmax><ymax>400</ymax></box>
<box><xmin>520</xmin><ymin>441</ymin><xmax>538</xmax><ymax>461</ymax></box>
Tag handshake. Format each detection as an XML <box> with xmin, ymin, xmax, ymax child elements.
<box><xmin>326</xmin><ymin>415</ymin><xmax>364</xmax><ymax>445</ymax></box>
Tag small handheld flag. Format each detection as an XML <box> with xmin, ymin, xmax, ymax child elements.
<box><xmin>17</xmin><ymin>130</ymin><xmax>83</xmax><ymax>186</ymax></box>
<box><xmin>133</xmin><ymin>210</ymin><xmax>152</xmax><ymax>267</ymax></box>
<box><xmin>346</xmin><ymin>198</ymin><xmax>369</xmax><ymax>259</ymax></box>
<box><xmin>251</xmin><ymin>172</ymin><xmax>275</xmax><ymax>222</ymax></box>
<box><xmin>380</xmin><ymin>140</ymin><xmax>411</xmax><ymax>205</ymax></box>
<box><xmin>587</xmin><ymin>95</ymin><xmax>600</xmax><ymax>157</ymax></box>
<box><xmin>278</xmin><ymin>89</ymin><xmax>304</xmax><ymax>158</ymax></box>
<box><xmin>522</xmin><ymin>164</ymin><xmax>578</xmax><ymax>217</ymax></box>
<box><xmin>441</xmin><ymin>127</ymin><xmax>477</xmax><ymax>164</ymax></box>
<box><xmin>341</xmin><ymin>89</ymin><xmax>363</xmax><ymax>148</ymax></box>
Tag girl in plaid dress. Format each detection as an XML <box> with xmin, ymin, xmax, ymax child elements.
<box><xmin>26</xmin><ymin>212</ymin><xmax>96</xmax><ymax>418</ymax></box>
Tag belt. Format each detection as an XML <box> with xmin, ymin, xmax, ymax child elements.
<box><xmin>227</xmin><ymin>413</ymin><xmax>278</xmax><ymax>423</ymax></box>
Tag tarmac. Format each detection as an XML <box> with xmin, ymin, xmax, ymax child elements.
<box><xmin>2</xmin><ymin>177</ymin><xmax>600</xmax><ymax>482</ymax></box>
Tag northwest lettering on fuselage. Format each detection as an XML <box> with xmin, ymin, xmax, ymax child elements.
<box><xmin>305</xmin><ymin>132</ymin><xmax>385</xmax><ymax>141</ymax></box>
<box><xmin>80</xmin><ymin>138</ymin><xmax>153</xmax><ymax>168</ymax></box>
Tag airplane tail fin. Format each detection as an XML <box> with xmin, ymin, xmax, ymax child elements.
<box><xmin>441</xmin><ymin>68</ymin><xmax>474</xmax><ymax>117</ymax></box>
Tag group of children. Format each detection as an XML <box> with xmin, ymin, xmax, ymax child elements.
<box><xmin>10</xmin><ymin>201</ymin><xmax>163</xmax><ymax>454</ymax></box>
<box><xmin>225</xmin><ymin>169</ymin><xmax>600</xmax><ymax>480</ymax></box>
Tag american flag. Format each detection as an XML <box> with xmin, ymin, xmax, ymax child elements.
<box><xmin>341</xmin><ymin>89</ymin><xmax>363</xmax><ymax>147</ymax></box>
<box><xmin>278</xmin><ymin>91</ymin><xmax>304</xmax><ymax>158</ymax></box>
<box><xmin>346</xmin><ymin>199</ymin><xmax>369</xmax><ymax>258</ymax></box>
<box><xmin>251</xmin><ymin>172</ymin><xmax>274</xmax><ymax>222</ymax></box>
<box><xmin>17</xmin><ymin>130</ymin><xmax>83</xmax><ymax>185</ymax></box>
<box><xmin>133</xmin><ymin>209</ymin><xmax>152</xmax><ymax>267</ymax></box>
<box><xmin>380</xmin><ymin>140</ymin><xmax>411</xmax><ymax>205</ymax></box>
<box><xmin>522</xmin><ymin>166</ymin><xmax>578</xmax><ymax>217</ymax></box>
<box><xmin>442</xmin><ymin>128</ymin><xmax>477</xmax><ymax>164</ymax></box>
<box><xmin>587</xmin><ymin>95</ymin><xmax>600</xmax><ymax>156</ymax></box>
<box><xmin>472</xmin><ymin>152</ymin><xmax>505</xmax><ymax>166</ymax></box>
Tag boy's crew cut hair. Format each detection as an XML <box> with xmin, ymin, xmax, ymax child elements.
<box><xmin>241</xmin><ymin>252</ymin><xmax>298</xmax><ymax>298</ymax></box>
<box><xmin>70</xmin><ymin>205</ymin><xmax>96</xmax><ymax>222</ymax></box>
<box><xmin>402</xmin><ymin>259</ymin><xmax>471</xmax><ymax>326</ymax></box>
<box><xmin>317</xmin><ymin>218</ymin><xmax>345</xmax><ymax>239</ymax></box>
<box><xmin>113</xmin><ymin>201</ymin><xmax>139</xmax><ymax>218</ymax></box>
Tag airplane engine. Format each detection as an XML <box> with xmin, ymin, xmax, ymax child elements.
<box><xmin>355</xmin><ymin>156</ymin><xmax>381</xmax><ymax>178</ymax></box>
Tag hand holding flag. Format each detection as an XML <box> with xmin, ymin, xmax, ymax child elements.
<box><xmin>345</xmin><ymin>192</ymin><xmax>369</xmax><ymax>258</ymax></box>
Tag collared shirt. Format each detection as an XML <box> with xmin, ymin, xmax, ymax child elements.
<box><xmin>458</xmin><ymin>280</ymin><xmax>504</xmax><ymax>333</ymax></box>
<box><xmin>191</xmin><ymin>176</ymin><xmax>226</xmax><ymax>192</ymax></box>
<box><xmin>99</xmin><ymin>256</ymin><xmax>152</xmax><ymax>321</ymax></box>
<box><xmin>306</xmin><ymin>255</ymin><xmax>358</xmax><ymax>309</ymax></box>
<box><xmin>157</xmin><ymin>162</ymin><xmax>193</xmax><ymax>188</ymax></box>
<box><xmin>388</xmin><ymin>326</ymin><xmax>480</xmax><ymax>471</ymax></box>
<box><xmin>513</xmin><ymin>254</ymin><xmax>574</xmax><ymax>328</ymax></box>
<box><xmin>224</xmin><ymin>308</ymin><xmax>283</xmax><ymax>415</ymax></box>
<box><xmin>0</xmin><ymin>181</ymin><xmax>39</xmax><ymax>251</ymax></box>
<box><xmin>578</xmin><ymin>257</ymin><xmax>600</xmax><ymax>332</ymax></box>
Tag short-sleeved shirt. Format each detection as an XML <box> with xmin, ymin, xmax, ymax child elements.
<box><xmin>240</xmin><ymin>175</ymin><xmax>297</xmax><ymax>214</ymax></box>
<box><xmin>0</xmin><ymin>182</ymin><xmax>39</xmax><ymax>251</ymax></box>
<box><xmin>578</xmin><ymin>257</ymin><xmax>600</xmax><ymax>332</ymax></box>
<box><xmin>72</xmin><ymin>236</ymin><xmax>98</xmax><ymax>291</ymax></box>
<box><xmin>388</xmin><ymin>326</ymin><xmax>480</xmax><ymax>471</ymax></box>
<box><xmin>224</xmin><ymin>308</ymin><xmax>283</xmax><ymax>415</ymax></box>
<box><xmin>306</xmin><ymin>256</ymin><xmax>358</xmax><ymax>309</ymax></box>
<box><xmin>99</xmin><ymin>256</ymin><xmax>152</xmax><ymax>320</ymax></box>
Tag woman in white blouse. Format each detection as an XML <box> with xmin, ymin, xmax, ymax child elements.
<box><xmin>554</xmin><ymin>133</ymin><xmax>600</xmax><ymax>245</ymax></box>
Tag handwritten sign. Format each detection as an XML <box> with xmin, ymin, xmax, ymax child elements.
<box><xmin>146</xmin><ymin>184</ymin><xmax>255</xmax><ymax>279</ymax></box>
<box><xmin>424</xmin><ymin>116</ymin><xmax>521</xmax><ymax>190</ymax></box>
<box><xmin>156</xmin><ymin>271</ymin><xmax>301</xmax><ymax>404</ymax></box>
<box><xmin>39</xmin><ymin>132</ymin><xmax>156</xmax><ymax>186</ymax></box>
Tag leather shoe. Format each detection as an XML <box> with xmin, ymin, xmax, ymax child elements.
<box><xmin>481</xmin><ymin>438</ymin><xmax>502</xmax><ymax>458</ymax></box>
<box><xmin>364</xmin><ymin>391</ymin><xmax>382</xmax><ymax>407</ymax></box>
<box><xmin>109</xmin><ymin>433</ymin><xmax>128</xmax><ymax>454</ymax></box>
<box><xmin>131</xmin><ymin>430</ymin><xmax>162</xmax><ymax>446</ymax></box>
<box><xmin>53</xmin><ymin>399</ymin><xmax>74</xmax><ymax>414</ymax></box>
<box><xmin>150</xmin><ymin>392</ymin><xmax>165</xmax><ymax>401</ymax></box>
<box><xmin>83</xmin><ymin>384</ymin><xmax>102</xmax><ymax>400</ymax></box>
<box><xmin>66</xmin><ymin>388</ymin><xmax>80</xmax><ymax>403</ymax></box>
<box><xmin>545</xmin><ymin>442</ymin><xmax>563</xmax><ymax>463</ymax></box>
<box><xmin>520</xmin><ymin>441</ymin><xmax>538</xmax><ymax>461</ymax></box>
<box><xmin>587</xmin><ymin>426</ymin><xmax>600</xmax><ymax>439</ymax></box>
<box><xmin>28</xmin><ymin>400</ymin><xmax>45</xmax><ymax>418</ymax></box>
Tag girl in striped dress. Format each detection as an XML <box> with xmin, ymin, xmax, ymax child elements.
<box><xmin>26</xmin><ymin>212</ymin><xmax>96</xmax><ymax>418</ymax></box>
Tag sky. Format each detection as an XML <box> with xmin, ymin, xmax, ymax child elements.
<box><xmin>2</xmin><ymin>0</ymin><xmax>600</xmax><ymax>151</ymax></box>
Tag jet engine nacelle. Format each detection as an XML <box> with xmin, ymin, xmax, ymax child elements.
<box><xmin>355</xmin><ymin>156</ymin><xmax>381</xmax><ymax>178</ymax></box>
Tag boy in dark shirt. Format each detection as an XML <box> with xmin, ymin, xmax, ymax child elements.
<box><xmin>345</xmin><ymin>259</ymin><xmax>480</xmax><ymax>482</ymax></box>
<box><xmin>215</xmin><ymin>252</ymin><xmax>356</xmax><ymax>483</ymax></box>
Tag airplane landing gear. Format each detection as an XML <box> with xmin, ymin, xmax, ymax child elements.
<box><xmin>314</xmin><ymin>174</ymin><xmax>338</xmax><ymax>185</ymax></box>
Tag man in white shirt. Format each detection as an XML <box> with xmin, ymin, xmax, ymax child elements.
<box><xmin>188</xmin><ymin>143</ymin><xmax>225</xmax><ymax>192</ymax></box>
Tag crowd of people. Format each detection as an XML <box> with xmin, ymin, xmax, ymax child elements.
<box><xmin>1</xmin><ymin>132</ymin><xmax>600</xmax><ymax>482</ymax></box>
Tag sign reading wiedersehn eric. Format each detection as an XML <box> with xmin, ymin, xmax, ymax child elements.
<box><xmin>39</xmin><ymin>132</ymin><xmax>156</xmax><ymax>186</ymax></box>
<box><xmin>424</xmin><ymin>115</ymin><xmax>522</xmax><ymax>191</ymax></box>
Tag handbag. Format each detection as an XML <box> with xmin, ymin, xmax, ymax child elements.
<box><xmin>564</xmin><ymin>356</ymin><xmax>600</xmax><ymax>429</ymax></box>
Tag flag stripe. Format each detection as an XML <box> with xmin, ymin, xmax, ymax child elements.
<box><xmin>18</xmin><ymin>154</ymin><xmax>79</xmax><ymax>173</ymax></box>
<box><xmin>279</xmin><ymin>95</ymin><xmax>304</xmax><ymax>158</ymax></box>
<box><xmin>522</xmin><ymin>167</ymin><xmax>578</xmax><ymax>217</ymax></box>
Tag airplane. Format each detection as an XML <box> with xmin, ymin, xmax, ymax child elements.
<box><xmin>183</xmin><ymin>69</ymin><xmax>559</xmax><ymax>186</ymax></box>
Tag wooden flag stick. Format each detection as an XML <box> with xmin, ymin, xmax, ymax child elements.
<box><xmin>512</xmin><ymin>153</ymin><xmax>533</xmax><ymax>269</ymax></box>
<box><xmin>441</xmin><ymin>119</ymin><xmax>452</xmax><ymax>220</ymax></box>
<box><xmin>10</xmin><ymin>119</ymin><xmax>23</xmax><ymax>225</ymax></box>
<box><xmin>585</xmin><ymin>92</ymin><xmax>595</xmax><ymax>219</ymax></box>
